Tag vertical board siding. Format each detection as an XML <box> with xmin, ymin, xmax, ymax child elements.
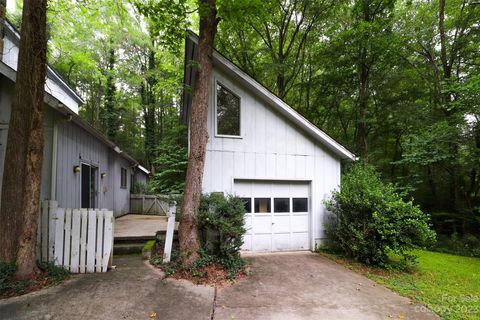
<box><xmin>203</xmin><ymin>68</ymin><xmax>343</xmax><ymax>247</ymax></box>
<box><xmin>37</xmin><ymin>201</ymin><xmax>113</xmax><ymax>273</ymax></box>
<box><xmin>54</xmin><ymin>118</ymin><xmax>135</xmax><ymax>216</ymax></box>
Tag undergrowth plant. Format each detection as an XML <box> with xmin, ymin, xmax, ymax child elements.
<box><xmin>151</xmin><ymin>193</ymin><xmax>247</xmax><ymax>280</ymax></box>
<box><xmin>325</xmin><ymin>164</ymin><xmax>436</xmax><ymax>268</ymax></box>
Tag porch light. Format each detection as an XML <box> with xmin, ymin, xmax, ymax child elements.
<box><xmin>101</xmin><ymin>172</ymin><xmax>107</xmax><ymax>179</ymax></box>
<box><xmin>73</xmin><ymin>165</ymin><xmax>81</xmax><ymax>173</ymax></box>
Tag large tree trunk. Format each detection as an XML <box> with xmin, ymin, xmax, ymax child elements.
<box><xmin>179</xmin><ymin>0</ymin><xmax>217</xmax><ymax>266</ymax></box>
<box><xmin>0</xmin><ymin>0</ymin><xmax>48</xmax><ymax>280</ymax></box>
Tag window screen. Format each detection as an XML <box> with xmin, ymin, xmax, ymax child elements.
<box><xmin>254</xmin><ymin>198</ymin><xmax>271</xmax><ymax>213</ymax></box>
<box><xmin>241</xmin><ymin>198</ymin><xmax>252</xmax><ymax>213</ymax></box>
<box><xmin>216</xmin><ymin>83</ymin><xmax>240</xmax><ymax>136</ymax></box>
<box><xmin>274</xmin><ymin>198</ymin><xmax>290</xmax><ymax>213</ymax></box>
<box><xmin>293</xmin><ymin>198</ymin><xmax>308</xmax><ymax>212</ymax></box>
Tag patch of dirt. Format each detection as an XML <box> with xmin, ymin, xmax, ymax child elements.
<box><xmin>163</xmin><ymin>263</ymin><xmax>249</xmax><ymax>287</ymax></box>
<box><xmin>151</xmin><ymin>241</ymin><xmax>249</xmax><ymax>287</ymax></box>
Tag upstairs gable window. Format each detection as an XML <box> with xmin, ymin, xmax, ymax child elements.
<box><xmin>216</xmin><ymin>82</ymin><xmax>240</xmax><ymax>137</ymax></box>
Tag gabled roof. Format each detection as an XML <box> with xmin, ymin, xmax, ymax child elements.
<box><xmin>0</xmin><ymin>20</ymin><xmax>147</xmax><ymax>169</ymax></box>
<box><xmin>182</xmin><ymin>32</ymin><xmax>356</xmax><ymax>161</ymax></box>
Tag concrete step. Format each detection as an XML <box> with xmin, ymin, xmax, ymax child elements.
<box><xmin>113</xmin><ymin>242</ymin><xmax>145</xmax><ymax>255</ymax></box>
<box><xmin>113</xmin><ymin>230</ymin><xmax>179</xmax><ymax>255</ymax></box>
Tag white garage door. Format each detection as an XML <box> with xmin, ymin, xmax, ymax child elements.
<box><xmin>235</xmin><ymin>180</ymin><xmax>310</xmax><ymax>252</ymax></box>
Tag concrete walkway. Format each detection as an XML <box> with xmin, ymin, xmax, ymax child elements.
<box><xmin>0</xmin><ymin>256</ymin><xmax>213</xmax><ymax>320</ymax></box>
<box><xmin>0</xmin><ymin>253</ymin><xmax>438</xmax><ymax>320</ymax></box>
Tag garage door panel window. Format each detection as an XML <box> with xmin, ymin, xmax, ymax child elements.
<box><xmin>293</xmin><ymin>198</ymin><xmax>308</xmax><ymax>212</ymax></box>
<box><xmin>274</xmin><ymin>198</ymin><xmax>290</xmax><ymax>213</ymax></box>
<box><xmin>241</xmin><ymin>197</ymin><xmax>252</xmax><ymax>213</ymax></box>
<box><xmin>254</xmin><ymin>198</ymin><xmax>271</xmax><ymax>213</ymax></box>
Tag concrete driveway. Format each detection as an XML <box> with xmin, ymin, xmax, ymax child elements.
<box><xmin>0</xmin><ymin>253</ymin><xmax>438</xmax><ymax>320</ymax></box>
<box><xmin>215</xmin><ymin>252</ymin><xmax>439</xmax><ymax>320</ymax></box>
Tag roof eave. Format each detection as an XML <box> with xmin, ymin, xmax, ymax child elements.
<box><xmin>3</xmin><ymin>20</ymin><xmax>85</xmax><ymax>105</ymax></box>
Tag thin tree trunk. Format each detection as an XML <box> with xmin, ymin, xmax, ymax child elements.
<box><xmin>0</xmin><ymin>0</ymin><xmax>48</xmax><ymax>280</ymax></box>
<box><xmin>0</xmin><ymin>0</ymin><xmax>6</xmax><ymax>58</ymax></box>
<box><xmin>179</xmin><ymin>0</ymin><xmax>217</xmax><ymax>266</ymax></box>
<box><xmin>357</xmin><ymin>46</ymin><xmax>369</xmax><ymax>163</ymax></box>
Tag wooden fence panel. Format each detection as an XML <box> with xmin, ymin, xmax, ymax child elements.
<box><xmin>70</xmin><ymin>210</ymin><xmax>81</xmax><ymax>273</ymax></box>
<box><xmin>63</xmin><ymin>209</ymin><xmax>72</xmax><ymax>271</ymax></box>
<box><xmin>48</xmin><ymin>201</ymin><xmax>57</xmax><ymax>261</ymax></box>
<box><xmin>53</xmin><ymin>208</ymin><xmax>65</xmax><ymax>266</ymax></box>
<box><xmin>129</xmin><ymin>194</ymin><xmax>169</xmax><ymax>215</ymax></box>
<box><xmin>37</xmin><ymin>202</ymin><xmax>113</xmax><ymax>273</ymax></box>
<box><xmin>95</xmin><ymin>210</ymin><xmax>104</xmax><ymax>272</ymax></box>
<box><xmin>102</xmin><ymin>210</ymin><xmax>113</xmax><ymax>272</ymax></box>
<box><xmin>79</xmin><ymin>209</ymin><xmax>88</xmax><ymax>273</ymax></box>
<box><xmin>86</xmin><ymin>209</ymin><xmax>96</xmax><ymax>273</ymax></box>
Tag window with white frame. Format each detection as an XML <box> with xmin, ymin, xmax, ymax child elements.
<box><xmin>216</xmin><ymin>82</ymin><xmax>240</xmax><ymax>137</ymax></box>
<box><xmin>120</xmin><ymin>167</ymin><xmax>127</xmax><ymax>189</ymax></box>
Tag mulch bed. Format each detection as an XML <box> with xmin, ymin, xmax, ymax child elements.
<box><xmin>150</xmin><ymin>241</ymin><xmax>248</xmax><ymax>287</ymax></box>
<box><xmin>164</xmin><ymin>263</ymin><xmax>248</xmax><ymax>287</ymax></box>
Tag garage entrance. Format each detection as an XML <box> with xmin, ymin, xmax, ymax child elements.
<box><xmin>234</xmin><ymin>180</ymin><xmax>310</xmax><ymax>252</ymax></box>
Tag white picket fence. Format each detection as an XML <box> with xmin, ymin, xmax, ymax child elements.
<box><xmin>37</xmin><ymin>201</ymin><xmax>114</xmax><ymax>273</ymax></box>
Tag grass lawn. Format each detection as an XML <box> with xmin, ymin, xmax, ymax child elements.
<box><xmin>320</xmin><ymin>250</ymin><xmax>480</xmax><ymax>320</ymax></box>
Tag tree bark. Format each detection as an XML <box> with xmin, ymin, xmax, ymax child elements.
<box><xmin>179</xmin><ymin>0</ymin><xmax>217</xmax><ymax>266</ymax></box>
<box><xmin>0</xmin><ymin>0</ymin><xmax>6</xmax><ymax>58</ymax></box>
<box><xmin>0</xmin><ymin>0</ymin><xmax>48</xmax><ymax>280</ymax></box>
<box><xmin>105</xmin><ymin>48</ymin><xmax>117</xmax><ymax>142</ymax></box>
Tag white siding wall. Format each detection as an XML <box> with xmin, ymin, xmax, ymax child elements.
<box><xmin>202</xmin><ymin>67</ymin><xmax>341</xmax><ymax>247</ymax></box>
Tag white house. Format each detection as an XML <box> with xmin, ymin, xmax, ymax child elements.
<box><xmin>182</xmin><ymin>33</ymin><xmax>356</xmax><ymax>253</ymax></box>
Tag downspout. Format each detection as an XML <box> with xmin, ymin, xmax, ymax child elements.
<box><xmin>50</xmin><ymin>118</ymin><xmax>58</xmax><ymax>200</ymax></box>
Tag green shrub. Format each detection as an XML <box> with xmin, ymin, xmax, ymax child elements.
<box><xmin>325</xmin><ymin>164</ymin><xmax>436</xmax><ymax>267</ymax></box>
<box><xmin>198</xmin><ymin>193</ymin><xmax>246</xmax><ymax>275</ymax></box>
